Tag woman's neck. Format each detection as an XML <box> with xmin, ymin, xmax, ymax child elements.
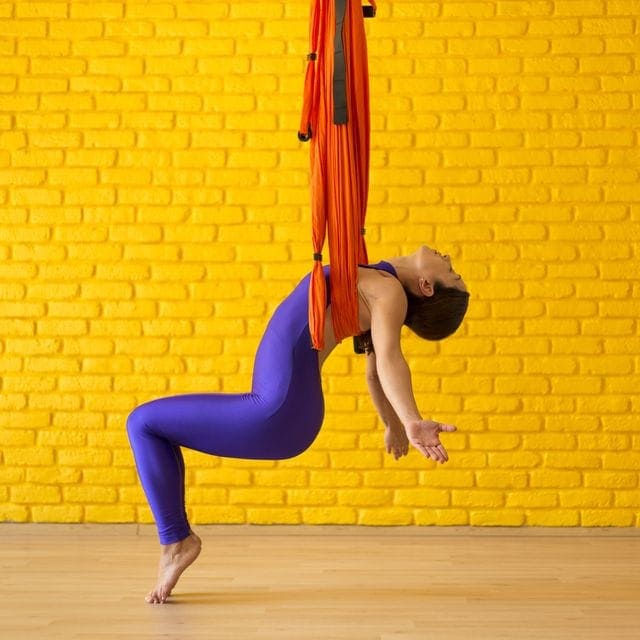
<box><xmin>385</xmin><ymin>256</ymin><xmax>416</xmax><ymax>293</ymax></box>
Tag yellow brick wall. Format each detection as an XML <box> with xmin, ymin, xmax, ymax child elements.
<box><xmin>1</xmin><ymin>1</ymin><xmax>639</xmax><ymax>527</ymax></box>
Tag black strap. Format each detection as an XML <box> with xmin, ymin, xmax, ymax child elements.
<box><xmin>333</xmin><ymin>3</ymin><xmax>376</xmax><ymax>126</ymax></box>
<box><xmin>298</xmin><ymin>127</ymin><xmax>312</xmax><ymax>142</ymax></box>
<box><xmin>333</xmin><ymin>0</ymin><xmax>348</xmax><ymax>125</ymax></box>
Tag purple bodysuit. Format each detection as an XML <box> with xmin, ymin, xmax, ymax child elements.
<box><xmin>126</xmin><ymin>261</ymin><xmax>397</xmax><ymax>543</ymax></box>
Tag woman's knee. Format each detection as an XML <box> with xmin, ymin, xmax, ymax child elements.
<box><xmin>276</xmin><ymin>418</ymin><xmax>323</xmax><ymax>460</ymax></box>
<box><xmin>126</xmin><ymin>404</ymin><xmax>151</xmax><ymax>439</ymax></box>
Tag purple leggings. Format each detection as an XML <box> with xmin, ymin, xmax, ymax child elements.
<box><xmin>126</xmin><ymin>271</ymin><xmax>326</xmax><ymax>544</ymax></box>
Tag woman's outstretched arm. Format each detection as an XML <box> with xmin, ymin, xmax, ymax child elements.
<box><xmin>365</xmin><ymin>351</ymin><xmax>409</xmax><ymax>459</ymax></box>
<box><xmin>368</xmin><ymin>281</ymin><xmax>456</xmax><ymax>463</ymax></box>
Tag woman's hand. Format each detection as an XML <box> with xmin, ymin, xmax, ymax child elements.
<box><xmin>384</xmin><ymin>423</ymin><xmax>409</xmax><ymax>460</ymax></box>
<box><xmin>405</xmin><ymin>420</ymin><xmax>457</xmax><ymax>463</ymax></box>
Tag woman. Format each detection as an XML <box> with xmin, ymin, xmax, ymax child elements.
<box><xmin>127</xmin><ymin>245</ymin><xmax>469</xmax><ymax>603</ymax></box>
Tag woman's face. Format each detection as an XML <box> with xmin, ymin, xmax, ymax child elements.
<box><xmin>416</xmin><ymin>245</ymin><xmax>467</xmax><ymax>293</ymax></box>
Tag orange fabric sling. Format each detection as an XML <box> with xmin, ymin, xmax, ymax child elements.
<box><xmin>299</xmin><ymin>0</ymin><xmax>376</xmax><ymax>350</ymax></box>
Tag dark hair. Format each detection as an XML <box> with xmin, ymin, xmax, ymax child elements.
<box><xmin>353</xmin><ymin>281</ymin><xmax>469</xmax><ymax>354</ymax></box>
<box><xmin>404</xmin><ymin>281</ymin><xmax>469</xmax><ymax>341</ymax></box>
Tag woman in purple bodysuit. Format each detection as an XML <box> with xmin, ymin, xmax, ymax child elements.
<box><xmin>127</xmin><ymin>245</ymin><xmax>469</xmax><ymax>603</ymax></box>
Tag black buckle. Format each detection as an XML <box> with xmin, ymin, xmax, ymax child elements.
<box><xmin>298</xmin><ymin>126</ymin><xmax>312</xmax><ymax>142</ymax></box>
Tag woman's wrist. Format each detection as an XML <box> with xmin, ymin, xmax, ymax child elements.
<box><xmin>403</xmin><ymin>416</ymin><xmax>424</xmax><ymax>430</ymax></box>
<box><xmin>385</xmin><ymin>417</ymin><xmax>406</xmax><ymax>433</ymax></box>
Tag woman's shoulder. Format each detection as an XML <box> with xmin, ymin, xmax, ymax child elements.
<box><xmin>358</xmin><ymin>265</ymin><xmax>406</xmax><ymax>305</ymax></box>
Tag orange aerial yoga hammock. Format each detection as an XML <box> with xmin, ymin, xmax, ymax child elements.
<box><xmin>298</xmin><ymin>0</ymin><xmax>377</xmax><ymax>350</ymax></box>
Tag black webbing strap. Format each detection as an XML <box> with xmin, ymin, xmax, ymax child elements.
<box><xmin>333</xmin><ymin>0</ymin><xmax>348</xmax><ymax>125</ymax></box>
<box><xmin>333</xmin><ymin>2</ymin><xmax>376</xmax><ymax>126</ymax></box>
<box><xmin>363</xmin><ymin>5</ymin><xmax>376</xmax><ymax>18</ymax></box>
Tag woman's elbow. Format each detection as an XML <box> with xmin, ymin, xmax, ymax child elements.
<box><xmin>366</xmin><ymin>370</ymin><xmax>381</xmax><ymax>385</ymax></box>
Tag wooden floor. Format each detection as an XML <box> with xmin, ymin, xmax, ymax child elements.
<box><xmin>0</xmin><ymin>525</ymin><xmax>638</xmax><ymax>640</ymax></box>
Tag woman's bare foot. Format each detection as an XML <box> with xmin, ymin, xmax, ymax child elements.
<box><xmin>145</xmin><ymin>532</ymin><xmax>202</xmax><ymax>604</ymax></box>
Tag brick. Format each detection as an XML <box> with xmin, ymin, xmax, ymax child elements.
<box><xmin>530</xmin><ymin>470</ymin><xmax>582</xmax><ymax>488</ymax></box>
<box><xmin>82</xmin><ymin>393</ymin><xmax>135</xmax><ymax>412</ymax></box>
<box><xmin>84</xmin><ymin>505</ymin><xmax>136</xmax><ymax>522</ymax></box>
<box><xmin>475</xmin><ymin>471</ymin><xmax>528</xmax><ymax>489</ymax></box>
<box><xmin>3</xmin><ymin>374</ymin><xmax>58</xmax><ymax>393</ymax></box>
<box><xmin>415</xmin><ymin>509</ymin><xmax>469</xmax><ymax>525</ymax></box>
<box><xmin>552</xmin><ymin>37</ymin><xmax>605</xmax><ymax>55</ymax></box>
<box><xmin>32</xmin><ymin>506</ymin><xmax>86</xmax><ymax>525</ymax></box>
<box><xmin>187</xmin><ymin>488</ymin><xmax>228</xmax><ymax>504</ymax></box>
<box><xmin>560</xmin><ymin>490</ymin><xmax>613</xmax><ymax>508</ymax></box>
<box><xmin>301</xmin><ymin>507</ymin><xmax>357</xmax><ymax>524</ymax></box>
<box><xmin>0</xmin><ymin>425</ymin><xmax>35</xmax><ymax>444</ymax></box>
<box><xmin>16</xmin><ymin>3</ymin><xmax>68</xmax><ymax>18</ymax></box>
<box><xmin>525</xmin><ymin>319</ymin><xmax>581</xmax><ymax>336</ymax></box>
<box><xmin>488</xmin><ymin>452</ymin><xmax>543</xmax><ymax>469</ymax></box>
<box><xmin>608</xmin><ymin>0</ymin><xmax>640</xmax><ymax>13</ymax></box>
<box><xmin>288</xmin><ymin>489</ymin><xmax>336</xmax><ymax>506</ymax></box>
<box><xmin>545</xmin><ymin>414</ymin><xmax>601</xmax><ymax>432</ymax></box>
<box><xmin>362</xmin><ymin>470</ymin><xmax>419</xmax><ymax>488</ymax></box>
<box><xmin>0</xmin><ymin>300</ymin><xmax>45</xmax><ymax>319</ymax></box>
<box><xmin>194</xmin><ymin>468</ymin><xmax>252</xmax><ymax>486</ymax></box>
<box><xmin>83</xmin><ymin>468</ymin><xmax>136</xmax><ymax>486</ymax></box>
<box><xmin>253</xmin><ymin>470</ymin><xmax>308</xmax><ymax>487</ymax></box>
<box><xmin>0</xmin><ymin>504</ymin><xmax>29</xmax><ymax>521</ymax></box>
<box><xmin>89</xmin><ymin>356</ymin><xmax>138</xmax><ymax>374</ymax></box>
<box><xmin>329</xmin><ymin>450</ymin><xmax>383</xmax><ymax>470</ymax></box>
<box><xmin>526</xmin><ymin>510</ymin><xmax>580</xmax><ymax>526</ymax></box>
<box><xmin>614</xmin><ymin>492</ymin><xmax>640</xmax><ymax>508</ymax></box>
<box><xmin>113</xmin><ymin>374</ymin><xmax>170</xmax><ymax>393</ymax></box>
<box><xmin>449</xmin><ymin>38</ymin><xmax>500</xmax><ymax>56</ymax></box>
<box><xmin>64</xmin><ymin>486</ymin><xmax>117</xmax><ymax>504</ymax></box>
<box><xmin>229</xmin><ymin>489</ymin><xmax>284</xmax><ymax>505</ymax></box>
<box><xmin>580</xmin><ymin>510</ymin><xmax>635</xmax><ymax>527</ymax></box>
<box><xmin>470</xmin><ymin>511</ymin><xmax>525</xmax><ymax>527</ymax></box>
<box><xmin>11</xmin><ymin>485</ymin><xmax>61</xmax><ymax>504</ymax></box>
<box><xmin>546</xmin><ymin>453</ymin><xmax>602</xmax><ymax>470</ymax></box>
<box><xmin>0</xmin><ymin>467</ymin><xmax>25</xmax><ymax>484</ymax></box>
<box><xmin>29</xmin><ymin>395</ymin><xmax>81</xmax><ymax>413</ymax></box>
<box><xmin>494</xmin><ymin>376</ymin><xmax>550</xmax><ymax>395</ymax></box>
<box><xmin>579</xmin><ymin>396</ymin><xmax>631</xmax><ymax>420</ymax></box>
<box><xmin>0</xmin><ymin>18</ymin><xmax>48</xmax><ymax>38</ymax></box>
<box><xmin>309</xmin><ymin>471</ymin><xmax>362</xmax><ymax>488</ymax></box>
<box><xmin>358</xmin><ymin>508</ymin><xmax>413</xmax><ymax>526</ymax></box>
<box><xmin>584</xmin><ymin>472</ymin><xmax>638</xmax><ymax>489</ymax></box>
<box><xmin>578</xmin><ymin>434</ymin><xmax>630</xmax><ymax>450</ymax></box>
<box><xmin>392</xmin><ymin>488</ymin><xmax>449</xmax><ymax>507</ymax></box>
<box><xmin>506</xmin><ymin>491</ymin><xmax>558</xmax><ymax>508</ymax></box>
<box><xmin>191</xmin><ymin>506</ymin><xmax>246</xmax><ymax>524</ymax></box>
<box><xmin>0</xmin><ymin>393</ymin><xmax>27</xmax><ymax>413</ymax></box>
<box><xmin>421</xmin><ymin>470</ymin><xmax>474</xmax><ymax>488</ymax></box>
<box><xmin>388</xmin><ymin>2</ymin><xmax>439</xmax><ymax>19</ymax></box>
<box><xmin>57</xmin><ymin>448</ymin><xmax>112</xmax><ymax>467</ymax></box>
<box><xmin>602</xmin><ymin>452</ymin><xmax>640</xmax><ymax>470</ymax></box>
<box><xmin>0</xmin><ymin>355</ymin><xmax>22</xmax><ymax>373</ymax></box>
<box><xmin>469</xmin><ymin>434</ymin><xmax>521</xmax><ymax>451</ymax></box>
<box><xmin>556</xmin><ymin>1</ymin><xmax>605</xmax><ymax>15</ymax></box>
<box><xmin>522</xmin><ymin>434</ymin><xmax>577</xmax><ymax>451</ymax></box>
<box><xmin>264</xmin><ymin>455</ymin><xmax>330</xmax><ymax>473</ymax></box>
